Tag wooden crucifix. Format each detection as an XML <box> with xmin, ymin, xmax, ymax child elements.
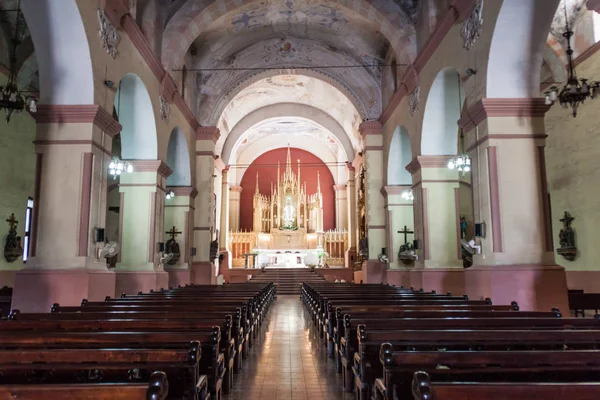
<box><xmin>166</xmin><ymin>226</ymin><xmax>182</xmax><ymax>240</ymax></box>
<box><xmin>398</xmin><ymin>225</ymin><xmax>414</xmax><ymax>245</ymax></box>
<box><xmin>6</xmin><ymin>213</ymin><xmax>18</xmax><ymax>231</ymax></box>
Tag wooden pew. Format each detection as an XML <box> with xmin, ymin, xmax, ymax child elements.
<box><xmin>376</xmin><ymin>348</ymin><xmax>600</xmax><ymax>400</ymax></box>
<box><xmin>569</xmin><ymin>291</ymin><xmax>600</xmax><ymax>317</ymax></box>
<box><xmin>0</xmin><ymin>370</ymin><xmax>169</xmax><ymax>400</ymax></box>
<box><xmin>0</xmin><ymin>342</ymin><xmax>206</xmax><ymax>400</ymax></box>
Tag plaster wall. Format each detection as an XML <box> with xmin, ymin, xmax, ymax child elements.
<box><xmin>545</xmin><ymin>47</ymin><xmax>600</xmax><ymax>291</ymax></box>
<box><xmin>0</xmin><ymin>75</ymin><xmax>35</xmax><ymax>285</ymax></box>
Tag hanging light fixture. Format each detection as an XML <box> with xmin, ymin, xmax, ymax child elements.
<box><xmin>545</xmin><ymin>0</ymin><xmax>599</xmax><ymax>117</ymax></box>
<box><xmin>447</xmin><ymin>75</ymin><xmax>471</xmax><ymax>175</ymax></box>
<box><xmin>108</xmin><ymin>157</ymin><xmax>133</xmax><ymax>178</ymax></box>
<box><xmin>401</xmin><ymin>189</ymin><xmax>414</xmax><ymax>201</ymax></box>
<box><xmin>0</xmin><ymin>1</ymin><xmax>37</xmax><ymax>123</ymax></box>
<box><xmin>165</xmin><ymin>190</ymin><xmax>175</xmax><ymax>200</ymax></box>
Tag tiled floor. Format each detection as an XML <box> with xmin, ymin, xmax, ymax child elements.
<box><xmin>223</xmin><ymin>295</ymin><xmax>354</xmax><ymax>400</ymax></box>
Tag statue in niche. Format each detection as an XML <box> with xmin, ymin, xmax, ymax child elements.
<box><xmin>164</xmin><ymin>226</ymin><xmax>181</xmax><ymax>265</ymax></box>
<box><xmin>282</xmin><ymin>197</ymin><xmax>296</xmax><ymax>229</ymax></box>
<box><xmin>557</xmin><ymin>212</ymin><xmax>577</xmax><ymax>261</ymax></box>
<box><xmin>460</xmin><ymin>216</ymin><xmax>468</xmax><ymax>239</ymax></box>
<box><xmin>4</xmin><ymin>214</ymin><xmax>23</xmax><ymax>263</ymax></box>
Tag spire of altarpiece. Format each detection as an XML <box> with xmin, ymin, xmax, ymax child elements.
<box><xmin>255</xmin><ymin>171</ymin><xmax>259</xmax><ymax>195</ymax></box>
<box><xmin>317</xmin><ymin>170</ymin><xmax>321</xmax><ymax>195</ymax></box>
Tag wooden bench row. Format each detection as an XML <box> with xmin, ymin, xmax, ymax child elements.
<box><xmin>302</xmin><ymin>282</ymin><xmax>600</xmax><ymax>400</ymax></box>
<box><xmin>0</xmin><ymin>282</ymin><xmax>275</xmax><ymax>400</ymax></box>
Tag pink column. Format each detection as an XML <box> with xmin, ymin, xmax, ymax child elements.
<box><xmin>191</xmin><ymin>127</ymin><xmax>220</xmax><ymax>284</ymax></box>
<box><xmin>359</xmin><ymin>121</ymin><xmax>387</xmax><ymax>284</ymax></box>
<box><xmin>459</xmin><ymin>98</ymin><xmax>567</xmax><ymax>311</ymax></box>
<box><xmin>344</xmin><ymin>165</ymin><xmax>358</xmax><ymax>268</ymax></box>
<box><xmin>12</xmin><ymin>105</ymin><xmax>120</xmax><ymax>312</ymax></box>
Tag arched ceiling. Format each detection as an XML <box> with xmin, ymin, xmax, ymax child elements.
<box><xmin>216</xmin><ymin>74</ymin><xmax>362</xmax><ymax>161</ymax></box>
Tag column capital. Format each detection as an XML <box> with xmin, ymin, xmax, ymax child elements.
<box><xmin>32</xmin><ymin>105</ymin><xmax>122</xmax><ymax>137</ymax></box>
<box><xmin>230</xmin><ymin>185</ymin><xmax>243</xmax><ymax>193</ymax></box>
<box><xmin>129</xmin><ymin>160</ymin><xmax>173</xmax><ymax>178</ymax></box>
<box><xmin>167</xmin><ymin>186</ymin><xmax>198</xmax><ymax>199</ymax></box>
<box><xmin>405</xmin><ymin>155</ymin><xmax>454</xmax><ymax>174</ymax></box>
<box><xmin>380</xmin><ymin>185</ymin><xmax>411</xmax><ymax>198</ymax></box>
<box><xmin>333</xmin><ymin>184</ymin><xmax>346</xmax><ymax>192</ymax></box>
<box><xmin>458</xmin><ymin>98</ymin><xmax>551</xmax><ymax>132</ymax></box>
<box><xmin>100</xmin><ymin>0</ymin><xmax>129</xmax><ymax>27</ymax></box>
<box><xmin>195</xmin><ymin>126</ymin><xmax>221</xmax><ymax>143</ymax></box>
<box><xmin>359</xmin><ymin>120</ymin><xmax>383</xmax><ymax>140</ymax></box>
<box><xmin>222</xmin><ymin>165</ymin><xmax>231</xmax><ymax>175</ymax></box>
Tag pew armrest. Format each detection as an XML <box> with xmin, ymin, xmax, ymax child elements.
<box><xmin>374</xmin><ymin>378</ymin><xmax>387</xmax><ymax>400</ymax></box>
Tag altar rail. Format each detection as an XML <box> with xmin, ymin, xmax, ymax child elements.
<box><xmin>229</xmin><ymin>231</ymin><xmax>257</xmax><ymax>267</ymax></box>
<box><xmin>323</xmin><ymin>229</ymin><xmax>348</xmax><ymax>266</ymax></box>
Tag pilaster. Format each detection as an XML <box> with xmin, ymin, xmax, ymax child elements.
<box><xmin>229</xmin><ymin>185</ymin><xmax>242</xmax><ymax>232</ymax></box>
<box><xmin>12</xmin><ymin>105</ymin><xmax>119</xmax><ymax>312</ymax></box>
<box><xmin>359</xmin><ymin>121</ymin><xmax>386</xmax><ymax>260</ymax></box>
<box><xmin>345</xmin><ymin>165</ymin><xmax>358</xmax><ymax>268</ymax></box>
<box><xmin>459</xmin><ymin>98</ymin><xmax>567</xmax><ymax>311</ymax></box>
<box><xmin>219</xmin><ymin>166</ymin><xmax>231</xmax><ymax>272</ymax></box>
<box><xmin>115</xmin><ymin>160</ymin><xmax>171</xmax><ymax>295</ymax></box>
<box><xmin>334</xmin><ymin>184</ymin><xmax>348</xmax><ymax>230</ymax></box>
<box><xmin>191</xmin><ymin>126</ymin><xmax>219</xmax><ymax>284</ymax></box>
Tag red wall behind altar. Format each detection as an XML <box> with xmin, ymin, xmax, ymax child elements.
<box><xmin>238</xmin><ymin>148</ymin><xmax>335</xmax><ymax>232</ymax></box>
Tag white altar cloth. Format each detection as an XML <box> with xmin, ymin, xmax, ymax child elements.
<box><xmin>257</xmin><ymin>249</ymin><xmax>320</xmax><ymax>268</ymax></box>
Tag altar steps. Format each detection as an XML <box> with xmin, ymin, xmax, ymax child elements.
<box><xmin>249</xmin><ymin>268</ymin><xmax>326</xmax><ymax>295</ymax></box>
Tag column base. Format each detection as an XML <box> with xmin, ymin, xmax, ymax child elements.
<box><xmin>362</xmin><ymin>260</ymin><xmax>387</xmax><ymax>284</ymax></box>
<box><xmin>11</xmin><ymin>268</ymin><xmax>116</xmax><ymax>313</ymax></box>
<box><xmin>115</xmin><ymin>270</ymin><xmax>169</xmax><ymax>296</ymax></box>
<box><xmin>410</xmin><ymin>267</ymin><xmax>466</xmax><ymax>295</ymax></box>
<box><xmin>219</xmin><ymin>250</ymin><xmax>231</xmax><ymax>272</ymax></box>
<box><xmin>165</xmin><ymin>267</ymin><xmax>191</xmax><ymax>288</ymax></box>
<box><xmin>191</xmin><ymin>262</ymin><xmax>216</xmax><ymax>284</ymax></box>
<box><xmin>465</xmin><ymin>264</ymin><xmax>568</xmax><ymax>312</ymax></box>
<box><xmin>344</xmin><ymin>248</ymin><xmax>358</xmax><ymax>269</ymax></box>
<box><xmin>0</xmin><ymin>269</ymin><xmax>19</xmax><ymax>288</ymax></box>
<box><xmin>565</xmin><ymin>270</ymin><xmax>600</xmax><ymax>292</ymax></box>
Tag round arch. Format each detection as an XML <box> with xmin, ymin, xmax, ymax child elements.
<box><xmin>420</xmin><ymin>68</ymin><xmax>462</xmax><ymax>156</ymax></box>
<box><xmin>166</xmin><ymin>127</ymin><xmax>192</xmax><ymax>187</ymax></box>
<box><xmin>386</xmin><ymin>126</ymin><xmax>412</xmax><ymax>185</ymax></box>
<box><xmin>221</xmin><ymin>103</ymin><xmax>356</xmax><ymax>164</ymax></box>
<box><xmin>21</xmin><ymin>0</ymin><xmax>93</xmax><ymax>104</ymax></box>
<box><xmin>204</xmin><ymin>67</ymin><xmax>379</xmax><ymax>126</ymax></box>
<box><xmin>114</xmin><ymin>73</ymin><xmax>158</xmax><ymax>160</ymax></box>
<box><xmin>487</xmin><ymin>0</ymin><xmax>560</xmax><ymax>98</ymax></box>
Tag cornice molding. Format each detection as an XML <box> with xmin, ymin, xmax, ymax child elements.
<box><xmin>195</xmin><ymin>126</ymin><xmax>221</xmax><ymax>143</ymax></box>
<box><xmin>32</xmin><ymin>105</ymin><xmax>121</xmax><ymax>137</ymax></box>
<box><xmin>405</xmin><ymin>155</ymin><xmax>454</xmax><ymax>174</ymax></box>
<box><xmin>458</xmin><ymin>98</ymin><xmax>551</xmax><ymax>132</ymax></box>
<box><xmin>359</xmin><ymin>121</ymin><xmax>383</xmax><ymax>141</ymax></box>
<box><xmin>129</xmin><ymin>160</ymin><xmax>173</xmax><ymax>178</ymax></box>
<box><xmin>167</xmin><ymin>186</ymin><xmax>198</xmax><ymax>198</ymax></box>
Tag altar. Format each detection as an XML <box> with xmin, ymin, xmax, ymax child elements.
<box><xmin>257</xmin><ymin>249</ymin><xmax>320</xmax><ymax>268</ymax></box>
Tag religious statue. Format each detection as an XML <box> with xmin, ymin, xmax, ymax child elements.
<box><xmin>460</xmin><ymin>217</ymin><xmax>468</xmax><ymax>239</ymax></box>
<box><xmin>282</xmin><ymin>197</ymin><xmax>296</xmax><ymax>228</ymax></box>
<box><xmin>557</xmin><ymin>212</ymin><xmax>577</xmax><ymax>261</ymax></box>
<box><xmin>4</xmin><ymin>214</ymin><xmax>23</xmax><ymax>263</ymax></box>
<box><xmin>210</xmin><ymin>229</ymin><xmax>219</xmax><ymax>261</ymax></box>
<box><xmin>164</xmin><ymin>226</ymin><xmax>181</xmax><ymax>265</ymax></box>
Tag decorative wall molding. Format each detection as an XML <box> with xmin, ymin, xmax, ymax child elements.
<box><xmin>405</xmin><ymin>155</ymin><xmax>455</xmax><ymax>174</ymax></box>
<box><xmin>159</xmin><ymin>95</ymin><xmax>170</xmax><ymax>123</ymax></box>
<box><xmin>458</xmin><ymin>98</ymin><xmax>551</xmax><ymax>132</ymax></box>
<box><xmin>128</xmin><ymin>160</ymin><xmax>173</xmax><ymax>178</ymax></box>
<box><xmin>195</xmin><ymin>126</ymin><xmax>221</xmax><ymax>143</ymax></box>
<box><xmin>97</xmin><ymin>9</ymin><xmax>120</xmax><ymax>59</ymax></box>
<box><xmin>461</xmin><ymin>0</ymin><xmax>484</xmax><ymax>50</ymax></box>
<box><xmin>167</xmin><ymin>186</ymin><xmax>198</xmax><ymax>198</ymax></box>
<box><xmin>359</xmin><ymin>121</ymin><xmax>384</xmax><ymax>140</ymax></box>
<box><xmin>409</xmin><ymin>85</ymin><xmax>420</xmax><ymax>116</ymax></box>
<box><xmin>31</xmin><ymin>105</ymin><xmax>122</xmax><ymax>137</ymax></box>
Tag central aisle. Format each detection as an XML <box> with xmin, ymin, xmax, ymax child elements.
<box><xmin>224</xmin><ymin>295</ymin><xmax>353</xmax><ymax>400</ymax></box>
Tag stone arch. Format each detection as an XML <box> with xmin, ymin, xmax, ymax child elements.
<box><xmin>420</xmin><ymin>68</ymin><xmax>462</xmax><ymax>156</ymax></box>
<box><xmin>166</xmin><ymin>127</ymin><xmax>192</xmax><ymax>187</ymax></box>
<box><xmin>204</xmin><ymin>67</ymin><xmax>379</xmax><ymax>126</ymax></box>
<box><xmin>20</xmin><ymin>0</ymin><xmax>93</xmax><ymax>104</ymax></box>
<box><xmin>220</xmin><ymin>103</ymin><xmax>356</xmax><ymax>164</ymax></box>
<box><xmin>487</xmin><ymin>0</ymin><xmax>561</xmax><ymax>98</ymax></box>
<box><xmin>387</xmin><ymin>126</ymin><xmax>412</xmax><ymax>185</ymax></box>
<box><xmin>161</xmin><ymin>0</ymin><xmax>417</xmax><ymax>73</ymax></box>
<box><xmin>114</xmin><ymin>73</ymin><xmax>158</xmax><ymax>160</ymax></box>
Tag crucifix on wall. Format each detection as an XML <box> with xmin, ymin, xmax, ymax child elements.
<box><xmin>164</xmin><ymin>225</ymin><xmax>182</xmax><ymax>265</ymax></box>
<box><xmin>398</xmin><ymin>225</ymin><xmax>414</xmax><ymax>245</ymax></box>
<box><xmin>4</xmin><ymin>213</ymin><xmax>23</xmax><ymax>263</ymax></box>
